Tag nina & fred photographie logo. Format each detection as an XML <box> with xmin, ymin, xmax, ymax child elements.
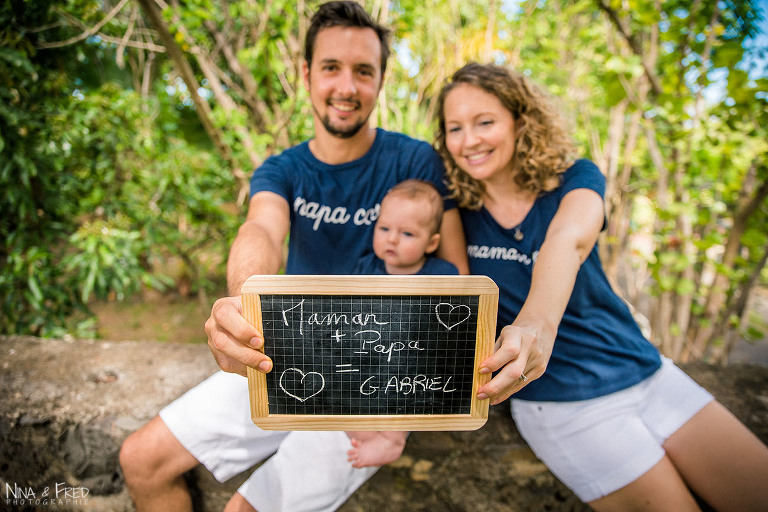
<box><xmin>4</xmin><ymin>481</ymin><xmax>90</xmax><ymax>508</ymax></box>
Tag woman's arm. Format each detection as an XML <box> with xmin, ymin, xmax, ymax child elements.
<box><xmin>437</xmin><ymin>208</ymin><xmax>470</xmax><ymax>275</ymax></box>
<box><xmin>477</xmin><ymin>188</ymin><xmax>605</xmax><ymax>404</ymax></box>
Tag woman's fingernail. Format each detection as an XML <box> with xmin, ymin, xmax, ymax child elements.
<box><xmin>477</xmin><ymin>393</ymin><xmax>489</xmax><ymax>400</ymax></box>
<box><xmin>258</xmin><ymin>361</ymin><xmax>272</xmax><ymax>372</ymax></box>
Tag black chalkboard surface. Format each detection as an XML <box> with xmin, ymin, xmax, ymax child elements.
<box><xmin>242</xmin><ymin>275</ymin><xmax>498</xmax><ymax>431</ymax></box>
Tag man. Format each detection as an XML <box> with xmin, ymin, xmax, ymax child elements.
<box><xmin>119</xmin><ymin>2</ymin><xmax>467</xmax><ymax>511</ymax></box>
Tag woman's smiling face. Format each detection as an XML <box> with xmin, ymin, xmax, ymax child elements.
<box><xmin>442</xmin><ymin>83</ymin><xmax>517</xmax><ymax>184</ymax></box>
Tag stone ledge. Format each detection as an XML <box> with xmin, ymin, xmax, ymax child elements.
<box><xmin>1</xmin><ymin>336</ymin><xmax>766</xmax><ymax>512</ymax></box>
<box><xmin>1</xmin><ymin>336</ymin><xmax>221</xmax><ymax>511</ymax></box>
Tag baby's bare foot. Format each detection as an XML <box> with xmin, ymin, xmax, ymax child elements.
<box><xmin>346</xmin><ymin>432</ymin><xmax>406</xmax><ymax>468</ymax></box>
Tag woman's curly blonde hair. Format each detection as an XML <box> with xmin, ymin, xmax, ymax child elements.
<box><xmin>434</xmin><ymin>63</ymin><xmax>577</xmax><ymax>210</ymax></box>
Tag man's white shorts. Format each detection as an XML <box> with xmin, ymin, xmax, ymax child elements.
<box><xmin>509</xmin><ymin>357</ymin><xmax>714</xmax><ymax>503</ymax></box>
<box><xmin>159</xmin><ymin>371</ymin><xmax>378</xmax><ymax>512</ymax></box>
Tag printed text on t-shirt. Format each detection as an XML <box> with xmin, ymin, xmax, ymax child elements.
<box><xmin>294</xmin><ymin>197</ymin><xmax>380</xmax><ymax>231</ymax></box>
<box><xmin>467</xmin><ymin>245</ymin><xmax>538</xmax><ymax>265</ymax></box>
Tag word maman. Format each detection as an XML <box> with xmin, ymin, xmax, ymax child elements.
<box><xmin>294</xmin><ymin>196</ymin><xmax>380</xmax><ymax>231</ymax></box>
<box><xmin>467</xmin><ymin>244</ymin><xmax>538</xmax><ymax>265</ymax></box>
<box><xmin>281</xmin><ymin>299</ymin><xmax>389</xmax><ymax>336</ymax></box>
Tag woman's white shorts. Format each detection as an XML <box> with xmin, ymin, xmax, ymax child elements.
<box><xmin>510</xmin><ymin>357</ymin><xmax>713</xmax><ymax>503</ymax></box>
<box><xmin>159</xmin><ymin>371</ymin><xmax>378</xmax><ymax>512</ymax></box>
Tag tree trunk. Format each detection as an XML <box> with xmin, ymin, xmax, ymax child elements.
<box><xmin>689</xmin><ymin>161</ymin><xmax>768</xmax><ymax>356</ymax></box>
<box><xmin>134</xmin><ymin>0</ymin><xmax>233</xmax><ymax>169</ymax></box>
<box><xmin>603</xmin><ymin>106</ymin><xmax>642</xmax><ymax>288</ymax></box>
<box><xmin>644</xmin><ymin>120</ymin><xmax>673</xmax><ymax>355</ymax></box>
<box><xmin>712</xmin><ymin>240</ymin><xmax>768</xmax><ymax>364</ymax></box>
<box><xmin>670</xmin><ymin>147</ymin><xmax>695</xmax><ymax>360</ymax></box>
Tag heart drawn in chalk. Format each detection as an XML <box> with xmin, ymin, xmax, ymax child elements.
<box><xmin>279</xmin><ymin>368</ymin><xmax>325</xmax><ymax>402</ymax></box>
<box><xmin>435</xmin><ymin>303</ymin><xmax>471</xmax><ymax>330</ymax></box>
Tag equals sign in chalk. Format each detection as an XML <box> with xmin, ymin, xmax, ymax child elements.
<box><xmin>335</xmin><ymin>364</ymin><xmax>359</xmax><ymax>373</ymax></box>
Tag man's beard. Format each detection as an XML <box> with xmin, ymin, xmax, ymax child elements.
<box><xmin>315</xmin><ymin>102</ymin><xmax>370</xmax><ymax>139</ymax></box>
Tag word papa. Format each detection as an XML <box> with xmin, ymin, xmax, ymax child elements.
<box><xmin>294</xmin><ymin>196</ymin><xmax>379</xmax><ymax>231</ymax></box>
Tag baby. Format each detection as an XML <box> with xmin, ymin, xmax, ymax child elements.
<box><xmin>347</xmin><ymin>179</ymin><xmax>458</xmax><ymax>468</ymax></box>
<box><xmin>352</xmin><ymin>179</ymin><xmax>459</xmax><ymax>276</ymax></box>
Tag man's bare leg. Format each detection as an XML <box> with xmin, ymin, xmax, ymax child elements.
<box><xmin>223</xmin><ymin>492</ymin><xmax>258</xmax><ymax>512</ymax></box>
<box><xmin>119</xmin><ymin>416</ymin><xmax>200</xmax><ymax>512</ymax></box>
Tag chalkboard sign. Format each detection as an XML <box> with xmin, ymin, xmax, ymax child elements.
<box><xmin>242</xmin><ymin>275</ymin><xmax>498</xmax><ymax>431</ymax></box>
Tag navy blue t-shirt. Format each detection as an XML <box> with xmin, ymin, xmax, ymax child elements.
<box><xmin>250</xmin><ymin>129</ymin><xmax>453</xmax><ymax>274</ymax></box>
<box><xmin>353</xmin><ymin>253</ymin><xmax>459</xmax><ymax>275</ymax></box>
<box><xmin>461</xmin><ymin>159</ymin><xmax>661</xmax><ymax>402</ymax></box>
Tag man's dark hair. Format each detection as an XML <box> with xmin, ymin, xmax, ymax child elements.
<box><xmin>304</xmin><ymin>1</ymin><xmax>391</xmax><ymax>76</ymax></box>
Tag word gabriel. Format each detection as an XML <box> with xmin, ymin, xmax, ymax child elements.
<box><xmin>4</xmin><ymin>482</ymin><xmax>89</xmax><ymax>507</ymax></box>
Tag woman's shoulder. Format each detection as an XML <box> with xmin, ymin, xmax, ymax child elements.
<box><xmin>559</xmin><ymin>159</ymin><xmax>605</xmax><ymax>196</ymax></box>
<box><xmin>564</xmin><ymin>158</ymin><xmax>601</xmax><ymax>176</ymax></box>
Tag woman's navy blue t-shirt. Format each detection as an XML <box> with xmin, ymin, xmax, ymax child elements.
<box><xmin>461</xmin><ymin>159</ymin><xmax>661</xmax><ymax>402</ymax></box>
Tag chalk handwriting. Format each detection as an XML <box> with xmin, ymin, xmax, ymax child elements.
<box><xmin>265</xmin><ymin>296</ymin><xmax>477</xmax><ymax>412</ymax></box>
<box><xmin>353</xmin><ymin>330</ymin><xmax>425</xmax><ymax>361</ymax></box>
<box><xmin>279</xmin><ymin>368</ymin><xmax>325</xmax><ymax>402</ymax></box>
<box><xmin>281</xmin><ymin>299</ymin><xmax>389</xmax><ymax>335</ymax></box>
<box><xmin>435</xmin><ymin>303</ymin><xmax>471</xmax><ymax>330</ymax></box>
<box><xmin>335</xmin><ymin>364</ymin><xmax>359</xmax><ymax>373</ymax></box>
<box><xmin>360</xmin><ymin>375</ymin><xmax>456</xmax><ymax>396</ymax></box>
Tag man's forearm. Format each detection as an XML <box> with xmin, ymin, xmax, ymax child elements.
<box><xmin>226</xmin><ymin>221</ymin><xmax>285</xmax><ymax>296</ymax></box>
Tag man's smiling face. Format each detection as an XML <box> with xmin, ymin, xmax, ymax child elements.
<box><xmin>303</xmin><ymin>26</ymin><xmax>383</xmax><ymax>139</ymax></box>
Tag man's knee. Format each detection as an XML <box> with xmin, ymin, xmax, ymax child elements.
<box><xmin>119</xmin><ymin>416</ymin><xmax>197</xmax><ymax>488</ymax></box>
<box><xmin>119</xmin><ymin>429</ymin><xmax>148</xmax><ymax>484</ymax></box>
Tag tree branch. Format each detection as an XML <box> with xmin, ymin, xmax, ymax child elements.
<box><xmin>116</xmin><ymin>3</ymin><xmax>139</xmax><ymax>69</ymax></box>
<box><xmin>37</xmin><ymin>0</ymin><xmax>131</xmax><ymax>49</ymax></box>
<box><xmin>134</xmin><ymin>0</ymin><xmax>234</xmax><ymax>168</ymax></box>
<box><xmin>36</xmin><ymin>6</ymin><xmax>165</xmax><ymax>52</ymax></box>
<box><xmin>595</xmin><ymin>0</ymin><xmax>663</xmax><ymax>95</ymax></box>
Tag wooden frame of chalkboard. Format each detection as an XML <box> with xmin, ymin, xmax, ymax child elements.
<box><xmin>242</xmin><ymin>275</ymin><xmax>498</xmax><ymax>431</ymax></box>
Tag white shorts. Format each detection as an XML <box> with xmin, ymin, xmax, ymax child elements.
<box><xmin>159</xmin><ymin>371</ymin><xmax>378</xmax><ymax>512</ymax></box>
<box><xmin>509</xmin><ymin>357</ymin><xmax>714</xmax><ymax>503</ymax></box>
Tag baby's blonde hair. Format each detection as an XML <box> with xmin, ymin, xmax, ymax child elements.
<box><xmin>382</xmin><ymin>179</ymin><xmax>444</xmax><ymax>234</ymax></box>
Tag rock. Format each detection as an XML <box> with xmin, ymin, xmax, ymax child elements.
<box><xmin>1</xmin><ymin>335</ymin><xmax>766</xmax><ymax>512</ymax></box>
<box><xmin>410</xmin><ymin>459</ymin><xmax>434</xmax><ymax>482</ymax></box>
<box><xmin>0</xmin><ymin>335</ymin><xmax>223</xmax><ymax>512</ymax></box>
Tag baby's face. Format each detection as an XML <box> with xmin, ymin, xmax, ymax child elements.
<box><xmin>372</xmin><ymin>196</ymin><xmax>438</xmax><ymax>274</ymax></box>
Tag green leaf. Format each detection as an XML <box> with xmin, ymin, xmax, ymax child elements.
<box><xmin>711</xmin><ymin>41</ymin><xmax>744</xmax><ymax>70</ymax></box>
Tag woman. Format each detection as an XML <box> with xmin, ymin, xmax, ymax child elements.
<box><xmin>435</xmin><ymin>62</ymin><xmax>768</xmax><ymax>511</ymax></box>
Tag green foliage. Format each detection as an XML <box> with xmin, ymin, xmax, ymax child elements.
<box><xmin>1</xmin><ymin>0</ymin><xmax>766</xmax><ymax>359</ymax></box>
<box><xmin>1</xmin><ymin>1</ymin><xmax>238</xmax><ymax>337</ymax></box>
<box><xmin>1</xmin><ymin>1</ymin><xmax>83</xmax><ymax>336</ymax></box>
<box><xmin>56</xmin><ymin>84</ymin><xmax>240</xmax><ymax>313</ymax></box>
<box><xmin>64</xmin><ymin>218</ymin><xmax>147</xmax><ymax>303</ymax></box>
